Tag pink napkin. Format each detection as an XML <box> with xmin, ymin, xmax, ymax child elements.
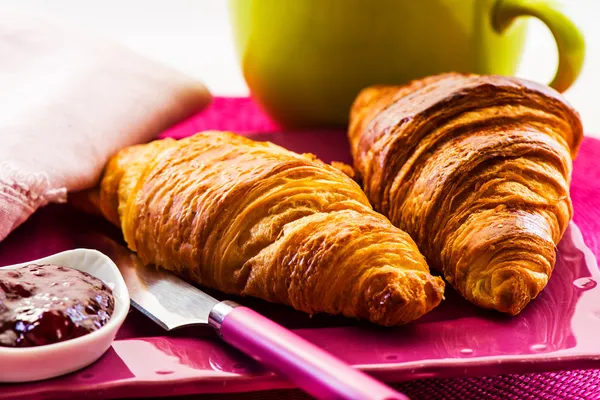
<box><xmin>0</xmin><ymin>10</ymin><xmax>211</xmax><ymax>241</ymax></box>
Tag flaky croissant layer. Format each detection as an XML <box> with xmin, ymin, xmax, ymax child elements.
<box><xmin>85</xmin><ymin>131</ymin><xmax>444</xmax><ymax>326</ymax></box>
<box><xmin>349</xmin><ymin>73</ymin><xmax>583</xmax><ymax>315</ymax></box>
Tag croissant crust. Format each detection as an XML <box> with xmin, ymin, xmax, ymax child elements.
<box><xmin>83</xmin><ymin>131</ymin><xmax>445</xmax><ymax>326</ymax></box>
<box><xmin>349</xmin><ymin>73</ymin><xmax>583</xmax><ymax>315</ymax></box>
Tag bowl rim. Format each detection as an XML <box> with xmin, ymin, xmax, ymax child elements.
<box><xmin>0</xmin><ymin>248</ymin><xmax>130</xmax><ymax>354</ymax></box>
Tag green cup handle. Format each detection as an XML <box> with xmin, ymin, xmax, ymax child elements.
<box><xmin>492</xmin><ymin>0</ymin><xmax>585</xmax><ymax>92</ymax></box>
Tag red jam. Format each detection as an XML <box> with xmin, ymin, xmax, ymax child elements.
<box><xmin>0</xmin><ymin>264</ymin><xmax>114</xmax><ymax>347</ymax></box>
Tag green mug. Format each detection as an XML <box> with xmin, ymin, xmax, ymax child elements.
<box><xmin>229</xmin><ymin>0</ymin><xmax>585</xmax><ymax>128</ymax></box>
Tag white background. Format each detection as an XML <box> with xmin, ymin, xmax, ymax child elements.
<box><xmin>3</xmin><ymin>0</ymin><xmax>600</xmax><ymax>135</ymax></box>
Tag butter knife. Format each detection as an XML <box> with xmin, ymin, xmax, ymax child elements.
<box><xmin>79</xmin><ymin>234</ymin><xmax>408</xmax><ymax>400</ymax></box>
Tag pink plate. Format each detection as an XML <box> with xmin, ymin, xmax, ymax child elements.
<box><xmin>1</xmin><ymin>130</ymin><xmax>600</xmax><ymax>399</ymax></box>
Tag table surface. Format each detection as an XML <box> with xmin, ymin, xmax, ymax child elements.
<box><xmin>1</xmin><ymin>0</ymin><xmax>599</xmax><ymax>135</ymax></box>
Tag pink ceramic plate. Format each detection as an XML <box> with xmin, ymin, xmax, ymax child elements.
<box><xmin>1</xmin><ymin>131</ymin><xmax>600</xmax><ymax>399</ymax></box>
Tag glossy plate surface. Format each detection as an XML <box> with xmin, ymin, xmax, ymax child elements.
<box><xmin>1</xmin><ymin>130</ymin><xmax>600</xmax><ymax>398</ymax></box>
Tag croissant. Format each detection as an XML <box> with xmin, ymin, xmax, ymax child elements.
<box><xmin>349</xmin><ymin>73</ymin><xmax>583</xmax><ymax>315</ymax></box>
<box><xmin>79</xmin><ymin>131</ymin><xmax>444</xmax><ymax>326</ymax></box>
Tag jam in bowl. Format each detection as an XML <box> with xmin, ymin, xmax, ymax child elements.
<box><xmin>0</xmin><ymin>264</ymin><xmax>115</xmax><ymax>347</ymax></box>
<box><xmin>0</xmin><ymin>249</ymin><xmax>129</xmax><ymax>383</ymax></box>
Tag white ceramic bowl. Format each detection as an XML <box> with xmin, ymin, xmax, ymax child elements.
<box><xmin>0</xmin><ymin>249</ymin><xmax>130</xmax><ymax>382</ymax></box>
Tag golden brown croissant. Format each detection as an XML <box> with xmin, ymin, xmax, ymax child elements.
<box><xmin>80</xmin><ymin>131</ymin><xmax>444</xmax><ymax>325</ymax></box>
<box><xmin>349</xmin><ymin>73</ymin><xmax>583</xmax><ymax>315</ymax></box>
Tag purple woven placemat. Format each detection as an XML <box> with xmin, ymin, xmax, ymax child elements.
<box><xmin>161</xmin><ymin>97</ymin><xmax>600</xmax><ymax>400</ymax></box>
<box><xmin>153</xmin><ymin>369</ymin><xmax>600</xmax><ymax>399</ymax></box>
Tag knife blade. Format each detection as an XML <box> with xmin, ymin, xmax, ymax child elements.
<box><xmin>84</xmin><ymin>234</ymin><xmax>217</xmax><ymax>330</ymax></box>
<box><xmin>77</xmin><ymin>233</ymin><xmax>408</xmax><ymax>400</ymax></box>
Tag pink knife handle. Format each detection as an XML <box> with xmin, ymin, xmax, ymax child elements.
<box><xmin>210</xmin><ymin>302</ymin><xmax>408</xmax><ymax>400</ymax></box>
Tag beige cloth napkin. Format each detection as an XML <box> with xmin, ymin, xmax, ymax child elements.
<box><xmin>0</xmin><ymin>10</ymin><xmax>211</xmax><ymax>241</ymax></box>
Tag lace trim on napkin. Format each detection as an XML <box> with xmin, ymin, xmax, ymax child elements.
<box><xmin>0</xmin><ymin>161</ymin><xmax>67</xmax><ymax>240</ymax></box>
